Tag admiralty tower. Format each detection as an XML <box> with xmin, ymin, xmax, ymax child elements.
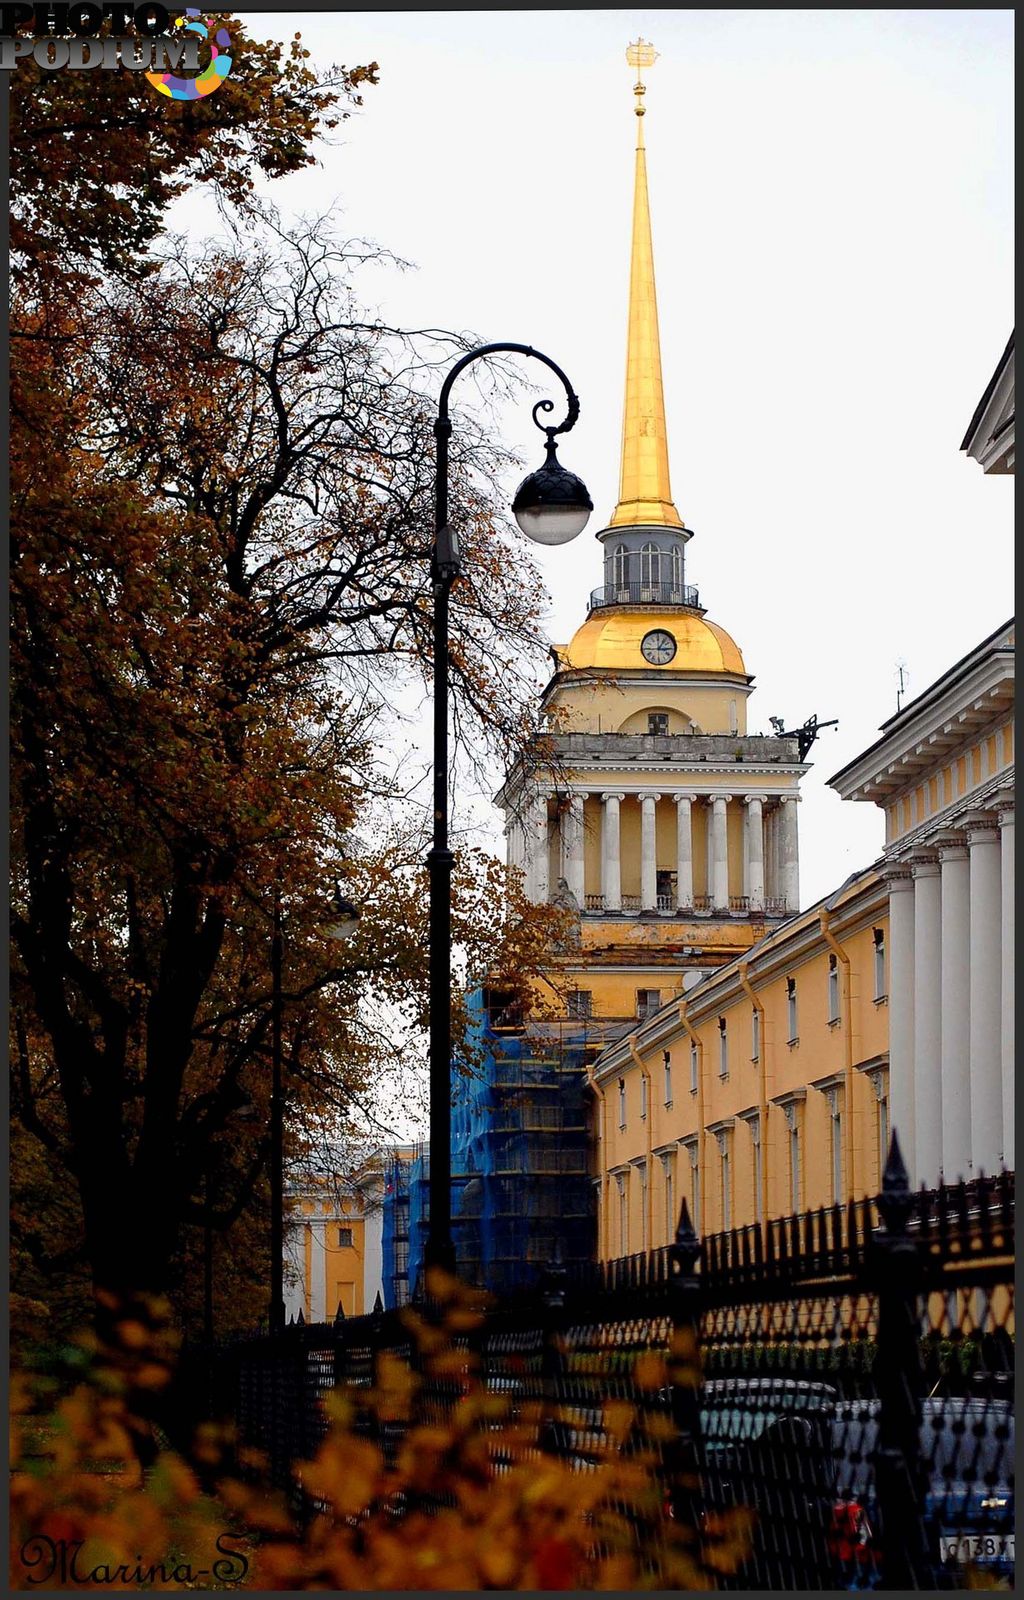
<box><xmin>496</xmin><ymin>42</ymin><xmax>808</xmax><ymax>1034</ymax></box>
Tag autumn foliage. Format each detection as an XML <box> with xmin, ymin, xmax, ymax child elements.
<box><xmin>10</xmin><ymin>1281</ymin><xmax>754</xmax><ymax>1591</ymax></box>
<box><xmin>9</xmin><ymin>13</ymin><xmax>577</xmax><ymax>1336</ymax></box>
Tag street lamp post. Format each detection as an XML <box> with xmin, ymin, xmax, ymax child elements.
<box><xmin>425</xmin><ymin>344</ymin><xmax>592</xmax><ymax>1275</ymax></box>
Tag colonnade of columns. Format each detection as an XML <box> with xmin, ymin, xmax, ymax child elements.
<box><xmin>885</xmin><ymin>794</ymin><xmax>1014</xmax><ymax>1187</ymax></box>
<box><xmin>509</xmin><ymin>788</ymin><xmax>800</xmax><ymax>915</ymax></box>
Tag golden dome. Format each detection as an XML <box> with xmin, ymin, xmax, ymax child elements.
<box><xmin>559</xmin><ymin>609</ymin><xmax>746</xmax><ymax>675</ymax></box>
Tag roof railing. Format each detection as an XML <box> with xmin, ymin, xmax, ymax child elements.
<box><xmin>589</xmin><ymin>580</ymin><xmax>701</xmax><ymax>610</ymax></box>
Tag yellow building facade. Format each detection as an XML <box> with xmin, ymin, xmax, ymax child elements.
<box><xmin>589</xmin><ymin>867</ymin><xmax>891</xmax><ymax>1254</ymax></box>
<box><xmin>590</xmin><ymin>613</ymin><xmax>1014</xmax><ymax>1258</ymax></box>
<box><xmin>283</xmin><ymin>1165</ymin><xmax>383</xmax><ymax>1323</ymax></box>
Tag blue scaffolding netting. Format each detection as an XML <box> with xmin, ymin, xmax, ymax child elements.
<box><xmin>381</xmin><ymin>989</ymin><xmax>596</xmax><ymax>1304</ymax></box>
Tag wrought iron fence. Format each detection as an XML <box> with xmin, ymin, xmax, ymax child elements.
<box><xmin>179</xmin><ymin>1137</ymin><xmax>1014</xmax><ymax>1588</ymax></box>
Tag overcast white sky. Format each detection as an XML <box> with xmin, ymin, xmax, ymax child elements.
<box><xmin>177</xmin><ymin>8</ymin><xmax>1013</xmax><ymax>911</ymax></box>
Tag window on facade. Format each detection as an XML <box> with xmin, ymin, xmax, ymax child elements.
<box><xmin>337</xmin><ymin>1227</ymin><xmax>353</xmax><ymax>1248</ymax></box>
<box><xmin>690</xmin><ymin>1041</ymin><xmax>698</xmax><ymax>1094</ymax></box>
<box><xmin>567</xmin><ymin>988</ymin><xmax>592</xmax><ymax>1019</ymax></box>
<box><xmin>877</xmin><ymin>1084</ymin><xmax>890</xmax><ymax>1178</ymax></box>
<box><xmin>640</xmin><ymin>542</ymin><xmax>661</xmax><ymax>589</ymax></box>
<box><xmin>614</xmin><ymin>545</ymin><xmax>630</xmax><ymax>589</ymax></box>
<box><xmin>751</xmin><ymin>1007</ymin><xmax>761</xmax><ymax>1061</ymax></box>
<box><xmin>662</xmin><ymin>1154</ymin><xmax>675</xmax><ymax>1238</ymax></box>
<box><xmin>637</xmin><ymin>988</ymin><xmax>661</xmax><ymax>1018</ymax></box>
<box><xmin>671</xmin><ymin>546</ymin><xmax>684</xmax><ymax>593</ymax></box>
<box><xmin>787</xmin><ymin>977</ymin><xmax>798</xmax><ymax>1042</ymax></box>
<box><xmin>639</xmin><ymin>1164</ymin><xmax>649</xmax><ymax>1252</ymax></box>
<box><xmin>752</xmin><ymin>1125</ymin><xmax>763</xmax><ymax>1225</ymax></box>
<box><xmin>640</xmin><ymin>1073</ymin><xmax>648</xmax><ymax>1120</ymax></box>
<box><xmin>789</xmin><ymin>1121</ymin><xmax>801</xmax><ymax>1213</ymax></box>
<box><xmin>827</xmin><ymin>955</ymin><xmax>840</xmax><ymax>1023</ymax></box>
<box><xmin>394</xmin><ymin>1240</ymin><xmax>409</xmax><ymax>1276</ymax></box>
<box><xmin>648</xmin><ymin>712</ymin><xmax>669</xmax><ymax>736</ymax></box>
<box><xmin>720</xmin><ymin>1140</ymin><xmax>732</xmax><ymax>1231</ymax></box>
<box><xmin>618</xmin><ymin>1078</ymin><xmax>626</xmax><ymax>1129</ymax></box>
<box><xmin>873</xmin><ymin>927</ymin><xmax>886</xmax><ymax>999</ymax></box>
<box><xmin>831</xmin><ymin>1103</ymin><xmax>843</xmax><ymax>1203</ymax></box>
<box><xmin>688</xmin><ymin>1148</ymin><xmax>701</xmax><ymax>1233</ymax></box>
<box><xmin>617</xmin><ymin>1176</ymin><xmax>628</xmax><ymax>1255</ymax></box>
<box><xmin>718</xmin><ymin>1016</ymin><xmax>728</xmax><ymax>1079</ymax></box>
<box><xmin>663</xmin><ymin>1050</ymin><xmax>672</xmax><ymax>1105</ymax></box>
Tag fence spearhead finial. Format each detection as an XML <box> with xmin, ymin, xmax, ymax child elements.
<box><xmin>372</xmin><ymin>1289</ymin><xmax>384</xmax><ymax>1315</ymax></box>
<box><xmin>334</xmin><ymin>1300</ymin><xmax>346</xmax><ymax>1325</ymax></box>
<box><xmin>675</xmin><ymin>1195</ymin><xmax>697</xmax><ymax>1249</ymax></box>
<box><xmin>878</xmin><ymin>1128</ymin><xmax>914</xmax><ymax>1232</ymax></box>
<box><xmin>295</xmin><ymin>1307</ymin><xmax>305</xmax><ymax>1326</ymax></box>
<box><xmin>672</xmin><ymin>1195</ymin><xmax>700</xmax><ymax>1276</ymax></box>
<box><xmin>882</xmin><ymin>1128</ymin><xmax>910</xmax><ymax>1197</ymax></box>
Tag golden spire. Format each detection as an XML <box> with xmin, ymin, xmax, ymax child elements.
<box><xmin>609</xmin><ymin>39</ymin><xmax>684</xmax><ymax>530</ymax></box>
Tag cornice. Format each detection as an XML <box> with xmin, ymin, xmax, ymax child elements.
<box><xmin>504</xmin><ymin>764</ymin><xmax>808</xmax><ymax>792</ymax></box>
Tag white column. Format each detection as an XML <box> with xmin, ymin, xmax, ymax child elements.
<box><xmin>886</xmin><ymin>867</ymin><xmax>916</xmax><ymax>1178</ymax></box>
<box><xmin>911</xmin><ymin>854</ymin><xmax>942</xmax><ymax>1188</ymax></box>
<box><xmin>313</xmin><ymin>1218</ymin><xmax>328</xmax><ymax>1323</ymax></box>
<box><xmin>530</xmin><ymin>791</ymin><xmax>550</xmax><ymax>904</ymax></box>
<box><xmin>744</xmin><ymin>794</ymin><xmax>766</xmax><ymax>911</ymax></box>
<box><xmin>779</xmin><ymin>796</ymin><xmax>800</xmax><ymax>912</ymax></box>
<box><xmin>640</xmin><ymin>793</ymin><xmax>660</xmax><ymax>910</ymax></box>
<box><xmin>711</xmin><ymin>794</ymin><xmax>730</xmax><ymax>910</ymax></box>
<box><xmin>704</xmin><ymin>797</ymin><xmax>715</xmax><ymax>904</ymax></box>
<box><xmin>674</xmin><ymin>793</ymin><xmax>695</xmax><ymax>910</ymax></box>
<box><xmin>764</xmin><ymin>804</ymin><xmax>777</xmax><ymax>904</ymax></box>
<box><xmin>998</xmin><ymin>799</ymin><xmax>1014</xmax><ymax>1170</ymax></box>
<box><xmin>563</xmin><ymin>791</ymin><xmax>586</xmax><ymax>908</ymax></box>
<box><xmin>601</xmin><ymin>792</ymin><xmax>624</xmax><ymax>912</ymax></box>
<box><xmin>967</xmin><ymin>813</ymin><xmax>1002</xmax><ymax>1172</ymax></box>
<box><xmin>938</xmin><ymin>833</ymin><xmax>971</xmax><ymax>1183</ymax></box>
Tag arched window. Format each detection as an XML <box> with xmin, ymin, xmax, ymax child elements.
<box><xmin>671</xmin><ymin>546</ymin><xmax>684</xmax><ymax>593</ymax></box>
<box><xmin>614</xmin><ymin>545</ymin><xmax>630</xmax><ymax>588</ymax></box>
<box><xmin>640</xmin><ymin>542</ymin><xmax>661</xmax><ymax>588</ymax></box>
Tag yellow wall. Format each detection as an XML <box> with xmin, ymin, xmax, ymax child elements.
<box><xmin>547</xmin><ymin>677</ymin><xmax>750</xmax><ymax>736</ymax></box>
<box><xmin>591</xmin><ymin>868</ymin><xmax>890</xmax><ymax>1255</ymax></box>
<box><xmin>294</xmin><ymin>1187</ymin><xmax>368</xmax><ymax>1319</ymax></box>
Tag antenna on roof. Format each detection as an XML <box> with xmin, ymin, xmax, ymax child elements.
<box><xmin>895</xmin><ymin>660</ymin><xmax>909</xmax><ymax>712</ymax></box>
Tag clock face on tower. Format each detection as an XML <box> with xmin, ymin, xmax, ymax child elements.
<box><xmin>641</xmin><ymin>628</ymin><xmax>677</xmax><ymax>665</ymax></box>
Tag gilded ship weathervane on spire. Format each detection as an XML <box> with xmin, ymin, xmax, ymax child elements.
<box><xmin>610</xmin><ymin>38</ymin><xmax>685</xmax><ymax>531</ymax></box>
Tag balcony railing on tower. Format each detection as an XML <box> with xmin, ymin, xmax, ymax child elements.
<box><xmin>589</xmin><ymin>580</ymin><xmax>701</xmax><ymax>610</ymax></box>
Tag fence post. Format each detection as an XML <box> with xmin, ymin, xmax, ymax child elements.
<box><xmin>667</xmin><ymin>1197</ymin><xmax>703</xmax><ymax>1538</ymax></box>
<box><xmin>539</xmin><ymin>1241</ymin><xmax>569</xmax><ymax>1459</ymax></box>
<box><xmin>873</xmin><ymin>1131</ymin><xmax>934</xmax><ymax>1590</ymax></box>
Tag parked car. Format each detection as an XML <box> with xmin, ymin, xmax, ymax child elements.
<box><xmin>830</xmin><ymin>1396</ymin><xmax>1014</xmax><ymax>1589</ymax></box>
<box><xmin>699</xmin><ymin>1377</ymin><xmax>840</xmax><ymax>1589</ymax></box>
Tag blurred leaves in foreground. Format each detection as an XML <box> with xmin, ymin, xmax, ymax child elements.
<box><xmin>10</xmin><ymin>1280</ymin><xmax>753</xmax><ymax>1590</ymax></box>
